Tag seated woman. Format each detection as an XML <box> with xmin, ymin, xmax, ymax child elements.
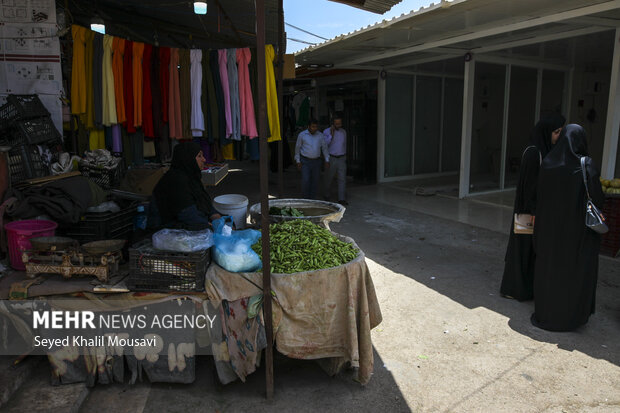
<box><xmin>151</xmin><ymin>142</ymin><xmax>221</xmax><ymax>230</ymax></box>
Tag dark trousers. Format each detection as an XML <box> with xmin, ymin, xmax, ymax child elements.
<box><xmin>301</xmin><ymin>156</ymin><xmax>321</xmax><ymax>199</ymax></box>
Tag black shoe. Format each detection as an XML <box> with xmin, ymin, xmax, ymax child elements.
<box><xmin>338</xmin><ymin>200</ymin><xmax>348</xmax><ymax>206</ymax></box>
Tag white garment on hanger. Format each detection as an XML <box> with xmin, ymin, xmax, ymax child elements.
<box><xmin>190</xmin><ymin>49</ymin><xmax>205</xmax><ymax>137</ymax></box>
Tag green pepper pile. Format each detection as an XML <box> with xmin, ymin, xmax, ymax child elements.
<box><xmin>269</xmin><ymin>206</ymin><xmax>304</xmax><ymax>217</ymax></box>
<box><xmin>251</xmin><ymin>219</ymin><xmax>359</xmax><ymax>273</ymax></box>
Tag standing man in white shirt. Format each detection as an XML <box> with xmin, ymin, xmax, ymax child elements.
<box><xmin>323</xmin><ymin>115</ymin><xmax>348</xmax><ymax>205</ymax></box>
<box><xmin>295</xmin><ymin>118</ymin><xmax>330</xmax><ymax>199</ymax></box>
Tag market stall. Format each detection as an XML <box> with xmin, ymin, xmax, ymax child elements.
<box><xmin>0</xmin><ymin>0</ymin><xmax>384</xmax><ymax>400</ymax></box>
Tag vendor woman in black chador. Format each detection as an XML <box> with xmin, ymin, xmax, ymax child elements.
<box><xmin>531</xmin><ymin>124</ymin><xmax>604</xmax><ymax>332</ymax></box>
<box><xmin>500</xmin><ymin>114</ymin><xmax>565</xmax><ymax>301</ymax></box>
<box><xmin>151</xmin><ymin>142</ymin><xmax>221</xmax><ymax>230</ymax></box>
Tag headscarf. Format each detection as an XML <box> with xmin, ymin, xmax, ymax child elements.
<box><xmin>542</xmin><ymin>124</ymin><xmax>589</xmax><ymax>170</ymax></box>
<box><xmin>171</xmin><ymin>141</ymin><xmax>202</xmax><ymax>181</ymax></box>
<box><xmin>153</xmin><ymin>142</ymin><xmax>215</xmax><ymax>227</ymax></box>
<box><xmin>529</xmin><ymin>114</ymin><xmax>566</xmax><ymax>158</ymax></box>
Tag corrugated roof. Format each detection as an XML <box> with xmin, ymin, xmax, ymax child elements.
<box><xmin>296</xmin><ymin>0</ymin><xmax>620</xmax><ymax>71</ymax></box>
<box><xmin>329</xmin><ymin>0</ymin><xmax>405</xmax><ymax>14</ymax></box>
<box><xmin>297</xmin><ymin>0</ymin><xmax>460</xmax><ymax>55</ymax></box>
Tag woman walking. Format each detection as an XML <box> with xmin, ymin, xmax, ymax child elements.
<box><xmin>531</xmin><ymin>124</ymin><xmax>605</xmax><ymax>331</ymax></box>
<box><xmin>500</xmin><ymin>114</ymin><xmax>565</xmax><ymax>301</ymax></box>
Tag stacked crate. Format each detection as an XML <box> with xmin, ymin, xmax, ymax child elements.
<box><xmin>0</xmin><ymin>94</ymin><xmax>62</xmax><ymax>185</ymax></box>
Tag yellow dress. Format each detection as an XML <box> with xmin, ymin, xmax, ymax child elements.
<box><xmin>70</xmin><ymin>25</ymin><xmax>87</xmax><ymax>115</ymax></box>
<box><xmin>89</xmin><ymin>130</ymin><xmax>105</xmax><ymax>150</ymax></box>
<box><xmin>102</xmin><ymin>35</ymin><xmax>117</xmax><ymax>125</ymax></box>
<box><xmin>112</xmin><ymin>37</ymin><xmax>126</xmax><ymax>124</ymax></box>
<box><xmin>265</xmin><ymin>45</ymin><xmax>281</xmax><ymax>142</ymax></box>
<box><xmin>221</xmin><ymin>142</ymin><xmax>235</xmax><ymax>160</ymax></box>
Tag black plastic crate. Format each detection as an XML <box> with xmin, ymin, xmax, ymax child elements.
<box><xmin>7</xmin><ymin>144</ymin><xmax>50</xmax><ymax>184</ymax></box>
<box><xmin>80</xmin><ymin>157</ymin><xmax>126</xmax><ymax>189</ymax></box>
<box><xmin>0</xmin><ymin>95</ymin><xmax>50</xmax><ymax>131</ymax></box>
<box><xmin>7</xmin><ymin>116</ymin><xmax>62</xmax><ymax>146</ymax></box>
<box><xmin>127</xmin><ymin>240</ymin><xmax>211</xmax><ymax>293</ymax></box>
<box><xmin>61</xmin><ymin>201</ymin><xmax>138</xmax><ymax>243</ymax></box>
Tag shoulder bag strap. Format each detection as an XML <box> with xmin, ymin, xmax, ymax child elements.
<box><xmin>523</xmin><ymin>145</ymin><xmax>542</xmax><ymax>165</ymax></box>
<box><xmin>580</xmin><ymin>156</ymin><xmax>592</xmax><ymax>201</ymax></box>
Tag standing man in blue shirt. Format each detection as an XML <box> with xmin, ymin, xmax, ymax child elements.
<box><xmin>295</xmin><ymin>118</ymin><xmax>330</xmax><ymax>199</ymax></box>
<box><xmin>323</xmin><ymin>115</ymin><xmax>348</xmax><ymax>205</ymax></box>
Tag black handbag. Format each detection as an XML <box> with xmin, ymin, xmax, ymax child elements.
<box><xmin>580</xmin><ymin>157</ymin><xmax>609</xmax><ymax>234</ymax></box>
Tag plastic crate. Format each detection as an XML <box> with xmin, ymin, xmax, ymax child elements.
<box><xmin>7</xmin><ymin>144</ymin><xmax>50</xmax><ymax>184</ymax></box>
<box><xmin>0</xmin><ymin>95</ymin><xmax>50</xmax><ymax>131</ymax></box>
<box><xmin>60</xmin><ymin>201</ymin><xmax>138</xmax><ymax>243</ymax></box>
<box><xmin>7</xmin><ymin>116</ymin><xmax>61</xmax><ymax>146</ymax></box>
<box><xmin>127</xmin><ymin>240</ymin><xmax>210</xmax><ymax>293</ymax></box>
<box><xmin>601</xmin><ymin>195</ymin><xmax>620</xmax><ymax>257</ymax></box>
<box><xmin>79</xmin><ymin>157</ymin><xmax>126</xmax><ymax>189</ymax></box>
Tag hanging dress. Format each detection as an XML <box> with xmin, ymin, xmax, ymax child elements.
<box><xmin>236</xmin><ymin>48</ymin><xmax>258</xmax><ymax>138</ymax></box>
<box><xmin>123</xmin><ymin>40</ymin><xmax>136</xmax><ymax>133</ymax></box>
<box><xmin>84</xmin><ymin>29</ymin><xmax>95</xmax><ymax>129</ymax></box>
<box><xmin>190</xmin><ymin>49</ymin><xmax>205</xmax><ymax>137</ymax></box>
<box><xmin>92</xmin><ymin>33</ymin><xmax>104</xmax><ymax>128</ymax></box>
<box><xmin>159</xmin><ymin>47</ymin><xmax>170</xmax><ymax>124</ymax></box>
<box><xmin>227</xmin><ymin>48</ymin><xmax>241</xmax><ymax>140</ymax></box>
<box><xmin>112</xmin><ymin>37</ymin><xmax>126</xmax><ymax>124</ymax></box>
<box><xmin>201</xmin><ymin>49</ymin><xmax>217</xmax><ymax>144</ymax></box>
<box><xmin>142</xmin><ymin>44</ymin><xmax>154</xmax><ymax>138</ymax></box>
<box><xmin>102</xmin><ymin>34</ymin><xmax>117</xmax><ymax>126</ymax></box>
<box><xmin>210</xmin><ymin>50</ymin><xmax>226</xmax><ymax>142</ymax></box>
<box><xmin>218</xmin><ymin>49</ymin><xmax>232</xmax><ymax>138</ymax></box>
<box><xmin>179</xmin><ymin>49</ymin><xmax>192</xmax><ymax>139</ymax></box>
<box><xmin>265</xmin><ymin>45</ymin><xmax>280</xmax><ymax>142</ymax></box>
<box><xmin>132</xmin><ymin>42</ymin><xmax>145</xmax><ymax>128</ymax></box>
<box><xmin>168</xmin><ymin>48</ymin><xmax>183</xmax><ymax>139</ymax></box>
<box><xmin>70</xmin><ymin>25</ymin><xmax>87</xmax><ymax>115</ymax></box>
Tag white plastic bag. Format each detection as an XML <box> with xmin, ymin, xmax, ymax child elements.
<box><xmin>152</xmin><ymin>228</ymin><xmax>214</xmax><ymax>252</ymax></box>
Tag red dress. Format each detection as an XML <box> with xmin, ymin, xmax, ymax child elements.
<box><xmin>159</xmin><ymin>47</ymin><xmax>170</xmax><ymax>124</ymax></box>
<box><xmin>123</xmin><ymin>40</ymin><xmax>135</xmax><ymax>133</ymax></box>
<box><xmin>142</xmin><ymin>44</ymin><xmax>154</xmax><ymax>137</ymax></box>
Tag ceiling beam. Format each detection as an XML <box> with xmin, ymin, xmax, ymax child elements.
<box><xmin>333</xmin><ymin>0</ymin><xmax>620</xmax><ymax>67</ymax></box>
<box><xmin>473</xmin><ymin>26</ymin><xmax>610</xmax><ymax>54</ymax></box>
<box><xmin>566</xmin><ymin>16</ymin><xmax>620</xmax><ymax>27</ymax></box>
<box><xmin>386</xmin><ymin>53</ymin><xmax>460</xmax><ymax>68</ymax></box>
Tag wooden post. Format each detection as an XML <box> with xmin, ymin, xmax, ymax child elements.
<box><xmin>277</xmin><ymin>0</ymin><xmax>285</xmax><ymax>198</ymax></box>
<box><xmin>255</xmin><ymin>0</ymin><xmax>274</xmax><ymax>400</ymax></box>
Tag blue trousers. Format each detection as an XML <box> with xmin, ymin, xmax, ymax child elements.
<box><xmin>301</xmin><ymin>156</ymin><xmax>322</xmax><ymax>199</ymax></box>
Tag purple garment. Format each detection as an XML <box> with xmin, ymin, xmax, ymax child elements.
<box><xmin>197</xmin><ymin>140</ymin><xmax>212</xmax><ymax>163</ymax></box>
<box><xmin>218</xmin><ymin>49</ymin><xmax>232</xmax><ymax>138</ymax></box>
<box><xmin>112</xmin><ymin>124</ymin><xmax>122</xmax><ymax>152</ymax></box>
<box><xmin>323</xmin><ymin>127</ymin><xmax>346</xmax><ymax>157</ymax></box>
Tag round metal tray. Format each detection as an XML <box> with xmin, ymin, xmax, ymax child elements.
<box><xmin>29</xmin><ymin>236</ymin><xmax>78</xmax><ymax>251</ymax></box>
<box><xmin>81</xmin><ymin>239</ymin><xmax>126</xmax><ymax>255</ymax></box>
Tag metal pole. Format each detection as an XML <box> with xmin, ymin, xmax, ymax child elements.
<box><xmin>255</xmin><ymin>0</ymin><xmax>274</xmax><ymax>400</ymax></box>
<box><xmin>277</xmin><ymin>0</ymin><xmax>285</xmax><ymax>198</ymax></box>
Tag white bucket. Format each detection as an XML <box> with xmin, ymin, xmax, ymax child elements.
<box><xmin>213</xmin><ymin>194</ymin><xmax>249</xmax><ymax>229</ymax></box>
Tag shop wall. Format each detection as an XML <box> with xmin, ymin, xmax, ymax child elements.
<box><xmin>567</xmin><ymin>68</ymin><xmax>612</xmax><ymax>173</ymax></box>
<box><xmin>470</xmin><ymin>62</ymin><xmax>506</xmax><ymax>192</ymax></box>
<box><xmin>0</xmin><ymin>0</ymin><xmax>63</xmax><ymax>132</ymax></box>
<box><xmin>384</xmin><ymin>74</ymin><xmax>413</xmax><ymax>177</ymax></box>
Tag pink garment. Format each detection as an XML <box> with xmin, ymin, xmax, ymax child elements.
<box><xmin>218</xmin><ymin>49</ymin><xmax>232</xmax><ymax>138</ymax></box>
<box><xmin>168</xmin><ymin>48</ymin><xmax>183</xmax><ymax>139</ymax></box>
<box><xmin>236</xmin><ymin>48</ymin><xmax>258</xmax><ymax>138</ymax></box>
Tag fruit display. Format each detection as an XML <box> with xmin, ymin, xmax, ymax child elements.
<box><xmin>600</xmin><ymin>177</ymin><xmax>620</xmax><ymax>195</ymax></box>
